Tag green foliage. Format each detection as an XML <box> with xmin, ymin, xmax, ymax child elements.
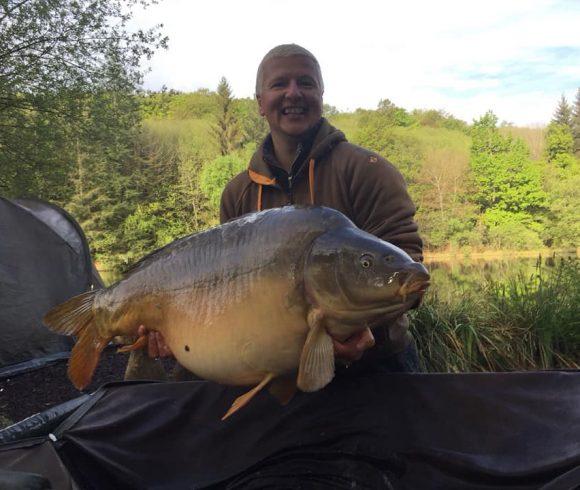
<box><xmin>483</xmin><ymin>211</ymin><xmax>544</xmax><ymax>249</ymax></box>
<box><xmin>542</xmin><ymin>161</ymin><xmax>580</xmax><ymax>248</ymax></box>
<box><xmin>411</xmin><ymin>109</ymin><xmax>468</xmax><ymax>132</ymax></box>
<box><xmin>545</xmin><ymin>122</ymin><xmax>574</xmax><ymax>165</ymax></box>
<box><xmin>0</xmin><ymin>0</ymin><xmax>166</xmax><ymax>198</ymax></box>
<box><xmin>573</xmin><ymin>88</ymin><xmax>580</xmax><ymax>156</ymax></box>
<box><xmin>376</xmin><ymin>99</ymin><xmax>414</xmax><ymax>127</ymax></box>
<box><xmin>420</xmin><ymin>208</ymin><xmax>483</xmax><ymax>249</ymax></box>
<box><xmin>411</xmin><ymin>258</ymin><xmax>580</xmax><ymax>372</ymax></box>
<box><xmin>200</xmin><ymin>153</ymin><xmax>247</xmax><ymax>211</ymax></box>
<box><xmin>120</xmin><ymin>197</ymin><xmax>192</xmax><ymax>266</ymax></box>
<box><xmin>211</xmin><ymin>77</ymin><xmax>241</xmax><ymax>155</ymax></box>
<box><xmin>234</xmin><ymin>97</ymin><xmax>268</xmax><ymax>148</ymax></box>
<box><xmin>169</xmin><ymin>89</ymin><xmax>219</xmax><ymax>119</ymax></box>
<box><xmin>500</xmin><ymin>126</ymin><xmax>546</xmax><ymax>161</ymax></box>
<box><xmin>353</xmin><ymin>110</ymin><xmax>423</xmax><ymax>182</ymax></box>
<box><xmin>552</xmin><ymin>94</ymin><xmax>573</xmax><ymax>127</ymax></box>
<box><xmin>139</xmin><ymin>88</ymin><xmax>180</xmax><ymax>119</ymax></box>
<box><xmin>323</xmin><ymin>104</ymin><xmax>339</xmax><ymax>117</ymax></box>
<box><xmin>469</xmin><ymin>112</ymin><xmax>548</xmax><ymax>247</ymax></box>
<box><xmin>327</xmin><ymin>112</ymin><xmax>362</xmax><ymax>139</ymax></box>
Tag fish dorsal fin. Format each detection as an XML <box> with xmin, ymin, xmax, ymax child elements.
<box><xmin>123</xmin><ymin>233</ymin><xmax>194</xmax><ymax>275</ymax></box>
<box><xmin>297</xmin><ymin>309</ymin><xmax>335</xmax><ymax>392</ymax></box>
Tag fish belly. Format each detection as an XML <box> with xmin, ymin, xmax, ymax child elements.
<box><xmin>159</xmin><ymin>279</ymin><xmax>308</xmax><ymax>386</ymax></box>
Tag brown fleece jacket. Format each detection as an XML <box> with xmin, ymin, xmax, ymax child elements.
<box><xmin>220</xmin><ymin>118</ymin><xmax>423</xmax><ymax>355</ymax></box>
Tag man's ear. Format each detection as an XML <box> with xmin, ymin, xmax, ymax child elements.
<box><xmin>257</xmin><ymin>95</ymin><xmax>265</xmax><ymax>116</ymax></box>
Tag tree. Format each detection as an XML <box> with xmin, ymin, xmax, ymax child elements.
<box><xmin>552</xmin><ymin>94</ymin><xmax>573</xmax><ymax>127</ymax></box>
<box><xmin>376</xmin><ymin>98</ymin><xmax>414</xmax><ymax>127</ymax></box>
<box><xmin>544</xmin><ymin>122</ymin><xmax>575</xmax><ymax>167</ymax></box>
<box><xmin>469</xmin><ymin>111</ymin><xmax>548</xmax><ymax>248</ymax></box>
<box><xmin>572</xmin><ymin>88</ymin><xmax>580</xmax><ymax>156</ymax></box>
<box><xmin>211</xmin><ymin>77</ymin><xmax>241</xmax><ymax>155</ymax></box>
<box><xmin>235</xmin><ymin>97</ymin><xmax>268</xmax><ymax>149</ymax></box>
<box><xmin>323</xmin><ymin>104</ymin><xmax>339</xmax><ymax>117</ymax></box>
<box><xmin>411</xmin><ymin>109</ymin><xmax>467</xmax><ymax>131</ymax></box>
<box><xmin>353</xmin><ymin>113</ymin><xmax>422</xmax><ymax>183</ymax></box>
<box><xmin>542</xmin><ymin>162</ymin><xmax>580</xmax><ymax>248</ymax></box>
<box><xmin>200</xmin><ymin>153</ymin><xmax>246</xmax><ymax>210</ymax></box>
<box><xmin>0</xmin><ymin>0</ymin><xmax>167</xmax><ymax>199</ymax></box>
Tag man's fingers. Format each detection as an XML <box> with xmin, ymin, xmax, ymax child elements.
<box><xmin>135</xmin><ymin>325</ymin><xmax>173</xmax><ymax>359</ymax></box>
<box><xmin>157</xmin><ymin>333</ymin><xmax>172</xmax><ymax>358</ymax></box>
<box><xmin>333</xmin><ymin>328</ymin><xmax>375</xmax><ymax>362</ymax></box>
<box><xmin>356</xmin><ymin>329</ymin><xmax>375</xmax><ymax>350</ymax></box>
<box><xmin>148</xmin><ymin>332</ymin><xmax>160</xmax><ymax>358</ymax></box>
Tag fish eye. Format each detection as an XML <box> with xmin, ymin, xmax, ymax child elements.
<box><xmin>359</xmin><ymin>254</ymin><xmax>374</xmax><ymax>269</ymax></box>
<box><xmin>384</xmin><ymin>255</ymin><xmax>394</xmax><ymax>263</ymax></box>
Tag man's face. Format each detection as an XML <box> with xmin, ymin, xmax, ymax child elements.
<box><xmin>257</xmin><ymin>55</ymin><xmax>323</xmax><ymax>141</ymax></box>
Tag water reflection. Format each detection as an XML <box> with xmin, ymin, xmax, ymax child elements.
<box><xmin>423</xmin><ymin>252</ymin><xmax>578</xmax><ymax>301</ymax></box>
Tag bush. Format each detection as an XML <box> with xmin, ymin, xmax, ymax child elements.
<box><xmin>200</xmin><ymin>153</ymin><xmax>246</xmax><ymax>209</ymax></box>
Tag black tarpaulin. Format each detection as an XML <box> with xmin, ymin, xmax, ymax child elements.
<box><xmin>1</xmin><ymin>371</ymin><xmax>578</xmax><ymax>489</ymax></box>
<box><xmin>0</xmin><ymin>197</ymin><xmax>99</xmax><ymax>376</ymax></box>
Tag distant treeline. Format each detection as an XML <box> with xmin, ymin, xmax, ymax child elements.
<box><xmin>1</xmin><ymin>1</ymin><xmax>578</xmax><ymax>269</ymax></box>
<box><xmin>2</xmin><ymin>81</ymin><xmax>579</xmax><ymax>268</ymax></box>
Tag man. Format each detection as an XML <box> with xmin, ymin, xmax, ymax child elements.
<box><xmin>145</xmin><ymin>43</ymin><xmax>423</xmax><ymax>372</ymax></box>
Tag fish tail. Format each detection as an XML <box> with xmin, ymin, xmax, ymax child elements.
<box><xmin>43</xmin><ymin>291</ymin><xmax>112</xmax><ymax>390</ymax></box>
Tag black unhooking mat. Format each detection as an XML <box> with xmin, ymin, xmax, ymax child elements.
<box><xmin>0</xmin><ymin>371</ymin><xmax>579</xmax><ymax>489</ymax></box>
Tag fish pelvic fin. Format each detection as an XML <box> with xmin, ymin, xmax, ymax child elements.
<box><xmin>297</xmin><ymin>309</ymin><xmax>335</xmax><ymax>392</ymax></box>
<box><xmin>43</xmin><ymin>290</ymin><xmax>111</xmax><ymax>390</ymax></box>
<box><xmin>222</xmin><ymin>373</ymin><xmax>275</xmax><ymax>421</ymax></box>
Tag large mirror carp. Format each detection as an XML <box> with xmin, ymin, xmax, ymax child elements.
<box><xmin>44</xmin><ymin>206</ymin><xmax>429</xmax><ymax>419</ymax></box>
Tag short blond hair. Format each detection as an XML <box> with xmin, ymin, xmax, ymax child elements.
<box><xmin>255</xmin><ymin>44</ymin><xmax>324</xmax><ymax>96</ymax></box>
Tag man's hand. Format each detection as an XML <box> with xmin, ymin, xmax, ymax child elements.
<box><xmin>137</xmin><ymin>325</ymin><xmax>174</xmax><ymax>359</ymax></box>
<box><xmin>332</xmin><ymin>328</ymin><xmax>375</xmax><ymax>363</ymax></box>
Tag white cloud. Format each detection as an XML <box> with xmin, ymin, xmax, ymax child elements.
<box><xmin>133</xmin><ymin>0</ymin><xmax>580</xmax><ymax>125</ymax></box>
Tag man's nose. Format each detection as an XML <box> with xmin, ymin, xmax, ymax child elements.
<box><xmin>284</xmin><ymin>79</ymin><xmax>302</xmax><ymax>98</ymax></box>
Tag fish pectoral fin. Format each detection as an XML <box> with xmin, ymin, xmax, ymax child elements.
<box><xmin>117</xmin><ymin>335</ymin><xmax>148</xmax><ymax>353</ymax></box>
<box><xmin>268</xmin><ymin>375</ymin><xmax>297</xmax><ymax>405</ymax></box>
<box><xmin>297</xmin><ymin>309</ymin><xmax>334</xmax><ymax>393</ymax></box>
<box><xmin>222</xmin><ymin>373</ymin><xmax>275</xmax><ymax>421</ymax></box>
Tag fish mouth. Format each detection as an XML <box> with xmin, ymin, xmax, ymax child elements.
<box><xmin>399</xmin><ymin>278</ymin><xmax>430</xmax><ymax>297</ymax></box>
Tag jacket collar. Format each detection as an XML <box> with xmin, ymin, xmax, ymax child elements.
<box><xmin>248</xmin><ymin>118</ymin><xmax>346</xmax><ymax>187</ymax></box>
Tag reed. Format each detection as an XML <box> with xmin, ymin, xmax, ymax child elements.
<box><xmin>411</xmin><ymin>257</ymin><xmax>579</xmax><ymax>372</ymax></box>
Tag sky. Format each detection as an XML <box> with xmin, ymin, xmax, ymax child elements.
<box><xmin>132</xmin><ymin>0</ymin><xmax>580</xmax><ymax>126</ymax></box>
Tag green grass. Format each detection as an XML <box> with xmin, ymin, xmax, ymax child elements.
<box><xmin>411</xmin><ymin>257</ymin><xmax>580</xmax><ymax>372</ymax></box>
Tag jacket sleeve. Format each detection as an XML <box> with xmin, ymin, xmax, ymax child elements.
<box><xmin>219</xmin><ymin>172</ymin><xmax>249</xmax><ymax>224</ymax></box>
<box><xmin>348</xmin><ymin>153</ymin><xmax>423</xmax><ymax>262</ymax></box>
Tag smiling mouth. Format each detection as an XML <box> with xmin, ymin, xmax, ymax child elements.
<box><xmin>282</xmin><ymin>107</ymin><xmax>306</xmax><ymax>115</ymax></box>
